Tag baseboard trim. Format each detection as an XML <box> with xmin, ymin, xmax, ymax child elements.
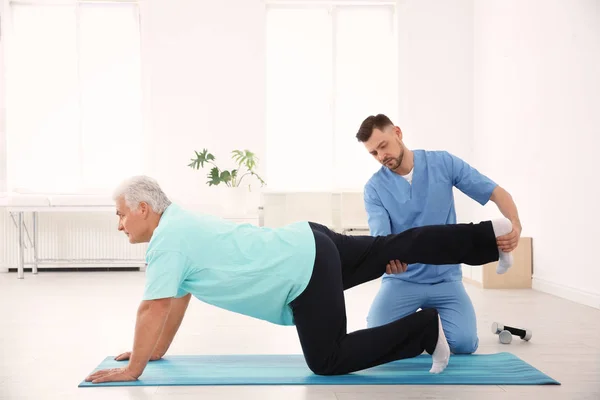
<box><xmin>532</xmin><ymin>277</ymin><xmax>600</xmax><ymax>309</ymax></box>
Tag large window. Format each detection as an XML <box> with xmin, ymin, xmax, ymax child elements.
<box><xmin>4</xmin><ymin>0</ymin><xmax>143</xmax><ymax>193</ymax></box>
<box><xmin>266</xmin><ymin>3</ymin><xmax>398</xmax><ymax>191</ymax></box>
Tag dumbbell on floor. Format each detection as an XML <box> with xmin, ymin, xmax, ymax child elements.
<box><xmin>491</xmin><ymin>322</ymin><xmax>532</xmax><ymax>344</ymax></box>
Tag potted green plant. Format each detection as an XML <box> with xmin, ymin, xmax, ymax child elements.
<box><xmin>188</xmin><ymin>149</ymin><xmax>266</xmax><ymax>188</ymax></box>
<box><xmin>188</xmin><ymin>149</ymin><xmax>266</xmax><ymax>214</ymax></box>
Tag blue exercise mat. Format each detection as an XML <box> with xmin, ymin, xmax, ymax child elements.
<box><xmin>79</xmin><ymin>352</ymin><xmax>559</xmax><ymax>387</ymax></box>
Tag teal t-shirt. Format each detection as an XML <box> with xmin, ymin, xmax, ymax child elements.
<box><xmin>142</xmin><ymin>203</ymin><xmax>316</xmax><ymax>326</ymax></box>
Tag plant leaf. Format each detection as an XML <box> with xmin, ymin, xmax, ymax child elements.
<box><xmin>189</xmin><ymin>148</ymin><xmax>215</xmax><ymax>169</ymax></box>
<box><xmin>231</xmin><ymin>150</ymin><xmax>244</xmax><ymax>167</ymax></box>
<box><xmin>230</xmin><ymin>169</ymin><xmax>238</xmax><ymax>187</ymax></box>
<box><xmin>244</xmin><ymin>150</ymin><xmax>256</xmax><ymax>170</ymax></box>
<box><xmin>231</xmin><ymin>149</ymin><xmax>258</xmax><ymax>171</ymax></box>
<box><xmin>220</xmin><ymin>170</ymin><xmax>232</xmax><ymax>183</ymax></box>
<box><xmin>207</xmin><ymin>167</ymin><xmax>221</xmax><ymax>186</ymax></box>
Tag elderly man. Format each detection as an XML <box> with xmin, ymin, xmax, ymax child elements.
<box><xmin>85</xmin><ymin>175</ymin><xmax>512</xmax><ymax>384</ymax></box>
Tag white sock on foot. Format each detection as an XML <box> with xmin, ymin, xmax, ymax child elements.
<box><xmin>430</xmin><ymin>315</ymin><xmax>450</xmax><ymax>374</ymax></box>
<box><xmin>491</xmin><ymin>218</ymin><xmax>514</xmax><ymax>274</ymax></box>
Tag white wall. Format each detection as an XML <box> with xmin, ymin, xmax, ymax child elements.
<box><xmin>138</xmin><ymin>0</ymin><xmax>266</xmax><ymax>211</ymax></box>
<box><xmin>396</xmin><ymin>0</ymin><xmax>473</xmax><ymax>154</ymax></box>
<box><xmin>473</xmin><ymin>0</ymin><xmax>600</xmax><ymax>307</ymax></box>
<box><xmin>396</xmin><ymin>0</ymin><xmax>477</xmax><ymax>224</ymax></box>
<box><xmin>138</xmin><ymin>0</ymin><xmax>478</xmax><ymax>212</ymax></box>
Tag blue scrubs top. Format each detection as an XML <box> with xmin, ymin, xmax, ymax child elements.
<box><xmin>363</xmin><ymin>150</ymin><xmax>497</xmax><ymax>283</ymax></box>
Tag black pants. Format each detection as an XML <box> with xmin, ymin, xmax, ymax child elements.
<box><xmin>289</xmin><ymin>221</ymin><xmax>499</xmax><ymax>376</ymax></box>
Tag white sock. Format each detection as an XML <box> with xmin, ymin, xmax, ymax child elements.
<box><xmin>491</xmin><ymin>218</ymin><xmax>514</xmax><ymax>274</ymax></box>
<box><xmin>430</xmin><ymin>315</ymin><xmax>450</xmax><ymax>374</ymax></box>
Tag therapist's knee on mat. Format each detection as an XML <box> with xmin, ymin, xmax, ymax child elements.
<box><xmin>447</xmin><ymin>331</ymin><xmax>479</xmax><ymax>354</ymax></box>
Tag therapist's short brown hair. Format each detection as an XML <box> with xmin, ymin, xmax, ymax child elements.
<box><xmin>356</xmin><ymin>114</ymin><xmax>394</xmax><ymax>142</ymax></box>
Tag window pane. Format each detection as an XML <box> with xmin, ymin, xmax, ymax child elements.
<box><xmin>265</xmin><ymin>7</ymin><xmax>333</xmax><ymax>191</ymax></box>
<box><xmin>6</xmin><ymin>5</ymin><xmax>80</xmax><ymax>193</ymax></box>
<box><xmin>79</xmin><ymin>3</ymin><xmax>143</xmax><ymax>191</ymax></box>
<box><xmin>334</xmin><ymin>6</ymin><xmax>397</xmax><ymax>190</ymax></box>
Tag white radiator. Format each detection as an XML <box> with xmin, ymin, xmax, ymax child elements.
<box><xmin>1</xmin><ymin>211</ymin><xmax>146</xmax><ymax>271</ymax></box>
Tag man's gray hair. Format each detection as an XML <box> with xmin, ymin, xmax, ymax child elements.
<box><xmin>112</xmin><ymin>175</ymin><xmax>172</xmax><ymax>213</ymax></box>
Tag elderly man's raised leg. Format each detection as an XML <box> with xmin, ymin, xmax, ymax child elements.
<box><xmin>308</xmin><ymin>219</ymin><xmax>502</xmax><ymax>290</ymax></box>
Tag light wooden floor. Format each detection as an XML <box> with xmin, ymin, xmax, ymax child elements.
<box><xmin>1</xmin><ymin>271</ymin><xmax>598</xmax><ymax>399</ymax></box>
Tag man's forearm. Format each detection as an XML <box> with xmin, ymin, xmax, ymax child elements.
<box><xmin>490</xmin><ymin>186</ymin><xmax>521</xmax><ymax>229</ymax></box>
<box><xmin>127</xmin><ymin>299</ymin><xmax>172</xmax><ymax>377</ymax></box>
<box><xmin>151</xmin><ymin>293</ymin><xmax>191</xmax><ymax>358</ymax></box>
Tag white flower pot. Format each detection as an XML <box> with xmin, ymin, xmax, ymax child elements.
<box><xmin>218</xmin><ymin>186</ymin><xmax>261</xmax><ymax>216</ymax></box>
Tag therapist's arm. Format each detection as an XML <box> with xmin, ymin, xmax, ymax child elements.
<box><xmin>364</xmin><ymin>186</ymin><xmax>406</xmax><ymax>274</ymax></box>
<box><xmin>364</xmin><ymin>185</ymin><xmax>392</xmax><ymax>236</ymax></box>
<box><xmin>489</xmin><ymin>186</ymin><xmax>522</xmax><ymax>252</ymax></box>
<box><xmin>446</xmin><ymin>151</ymin><xmax>522</xmax><ymax>253</ymax></box>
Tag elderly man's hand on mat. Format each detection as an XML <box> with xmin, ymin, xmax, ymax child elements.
<box><xmin>114</xmin><ymin>351</ymin><xmax>162</xmax><ymax>362</ymax></box>
<box><xmin>85</xmin><ymin>367</ymin><xmax>139</xmax><ymax>384</ymax></box>
<box><xmin>386</xmin><ymin>260</ymin><xmax>408</xmax><ymax>274</ymax></box>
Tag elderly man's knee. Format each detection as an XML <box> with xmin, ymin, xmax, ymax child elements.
<box><xmin>306</xmin><ymin>357</ymin><xmax>338</xmax><ymax>376</ymax></box>
<box><xmin>448</xmin><ymin>332</ymin><xmax>479</xmax><ymax>354</ymax></box>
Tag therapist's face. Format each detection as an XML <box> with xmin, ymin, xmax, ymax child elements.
<box><xmin>364</xmin><ymin>125</ymin><xmax>404</xmax><ymax>171</ymax></box>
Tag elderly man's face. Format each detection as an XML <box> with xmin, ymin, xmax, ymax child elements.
<box><xmin>115</xmin><ymin>196</ymin><xmax>150</xmax><ymax>244</ymax></box>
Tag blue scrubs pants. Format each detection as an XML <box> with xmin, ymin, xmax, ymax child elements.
<box><xmin>366</xmin><ymin>279</ymin><xmax>479</xmax><ymax>354</ymax></box>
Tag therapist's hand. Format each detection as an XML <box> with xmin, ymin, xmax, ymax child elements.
<box><xmin>497</xmin><ymin>222</ymin><xmax>522</xmax><ymax>253</ymax></box>
<box><xmin>386</xmin><ymin>260</ymin><xmax>408</xmax><ymax>275</ymax></box>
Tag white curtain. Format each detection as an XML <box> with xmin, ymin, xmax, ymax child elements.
<box><xmin>5</xmin><ymin>1</ymin><xmax>143</xmax><ymax>193</ymax></box>
<box><xmin>265</xmin><ymin>4</ymin><xmax>398</xmax><ymax>191</ymax></box>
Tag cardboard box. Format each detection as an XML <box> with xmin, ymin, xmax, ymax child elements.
<box><xmin>481</xmin><ymin>237</ymin><xmax>533</xmax><ymax>289</ymax></box>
